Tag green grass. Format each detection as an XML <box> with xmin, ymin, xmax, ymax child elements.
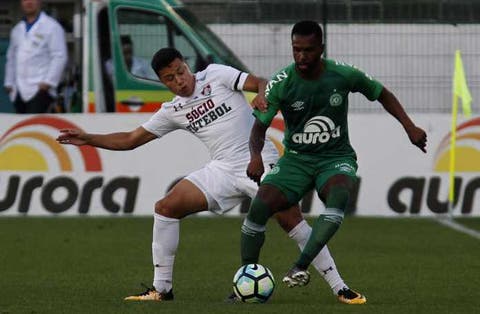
<box><xmin>457</xmin><ymin>217</ymin><xmax>480</xmax><ymax>231</ymax></box>
<box><xmin>1</xmin><ymin>217</ymin><xmax>479</xmax><ymax>314</ymax></box>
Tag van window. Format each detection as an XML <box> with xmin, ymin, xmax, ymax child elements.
<box><xmin>116</xmin><ymin>8</ymin><xmax>205</xmax><ymax>76</ymax></box>
<box><xmin>174</xmin><ymin>8</ymin><xmax>248</xmax><ymax>72</ymax></box>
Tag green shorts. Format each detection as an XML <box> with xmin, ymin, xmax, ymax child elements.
<box><xmin>261</xmin><ymin>151</ymin><xmax>358</xmax><ymax>206</ymax></box>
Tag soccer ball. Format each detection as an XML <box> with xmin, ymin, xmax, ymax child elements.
<box><xmin>232</xmin><ymin>264</ymin><xmax>275</xmax><ymax>303</ymax></box>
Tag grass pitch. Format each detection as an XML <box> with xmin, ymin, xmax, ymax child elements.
<box><xmin>1</xmin><ymin>216</ymin><xmax>479</xmax><ymax>314</ymax></box>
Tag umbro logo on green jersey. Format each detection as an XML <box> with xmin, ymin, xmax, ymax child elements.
<box><xmin>291</xmin><ymin>101</ymin><xmax>305</xmax><ymax>111</ymax></box>
<box><xmin>291</xmin><ymin>116</ymin><xmax>341</xmax><ymax>144</ymax></box>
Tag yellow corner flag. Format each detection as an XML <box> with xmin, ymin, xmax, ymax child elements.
<box><xmin>449</xmin><ymin>50</ymin><xmax>473</xmax><ymax>207</ymax></box>
<box><xmin>453</xmin><ymin>50</ymin><xmax>472</xmax><ymax>117</ymax></box>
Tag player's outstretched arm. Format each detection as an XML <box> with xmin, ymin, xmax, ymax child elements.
<box><xmin>56</xmin><ymin>126</ymin><xmax>157</xmax><ymax>151</ymax></box>
<box><xmin>247</xmin><ymin>119</ymin><xmax>268</xmax><ymax>185</ymax></box>
<box><xmin>243</xmin><ymin>74</ymin><xmax>269</xmax><ymax>113</ymax></box>
<box><xmin>377</xmin><ymin>87</ymin><xmax>427</xmax><ymax>153</ymax></box>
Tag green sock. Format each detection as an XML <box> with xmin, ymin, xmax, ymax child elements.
<box><xmin>240</xmin><ymin>198</ymin><xmax>271</xmax><ymax>265</ymax></box>
<box><xmin>241</xmin><ymin>221</ymin><xmax>265</xmax><ymax>265</ymax></box>
<box><xmin>295</xmin><ymin>210</ymin><xmax>343</xmax><ymax>269</ymax></box>
<box><xmin>295</xmin><ymin>185</ymin><xmax>349</xmax><ymax>269</ymax></box>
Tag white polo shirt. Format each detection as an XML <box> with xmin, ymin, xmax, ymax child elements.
<box><xmin>4</xmin><ymin>11</ymin><xmax>67</xmax><ymax>101</ymax></box>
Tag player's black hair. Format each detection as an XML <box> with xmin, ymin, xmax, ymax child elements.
<box><xmin>291</xmin><ymin>20</ymin><xmax>323</xmax><ymax>44</ymax></box>
<box><xmin>151</xmin><ymin>47</ymin><xmax>184</xmax><ymax>73</ymax></box>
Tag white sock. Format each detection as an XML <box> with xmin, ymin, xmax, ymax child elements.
<box><xmin>288</xmin><ymin>219</ymin><xmax>347</xmax><ymax>294</ymax></box>
<box><xmin>152</xmin><ymin>213</ymin><xmax>179</xmax><ymax>293</ymax></box>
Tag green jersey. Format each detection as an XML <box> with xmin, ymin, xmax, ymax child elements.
<box><xmin>255</xmin><ymin>59</ymin><xmax>383</xmax><ymax>159</ymax></box>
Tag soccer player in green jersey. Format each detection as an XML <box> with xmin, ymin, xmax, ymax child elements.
<box><xmin>241</xmin><ymin>20</ymin><xmax>427</xmax><ymax>302</ymax></box>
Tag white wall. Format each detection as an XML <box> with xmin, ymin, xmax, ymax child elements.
<box><xmin>211</xmin><ymin>24</ymin><xmax>480</xmax><ymax>113</ymax></box>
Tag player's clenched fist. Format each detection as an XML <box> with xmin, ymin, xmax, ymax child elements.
<box><xmin>247</xmin><ymin>156</ymin><xmax>264</xmax><ymax>186</ymax></box>
<box><xmin>251</xmin><ymin>93</ymin><xmax>268</xmax><ymax>113</ymax></box>
<box><xmin>406</xmin><ymin>125</ymin><xmax>427</xmax><ymax>153</ymax></box>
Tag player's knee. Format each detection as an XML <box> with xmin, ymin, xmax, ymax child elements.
<box><xmin>246</xmin><ymin>197</ymin><xmax>272</xmax><ymax>226</ymax></box>
<box><xmin>326</xmin><ymin>185</ymin><xmax>351</xmax><ymax>211</ymax></box>
<box><xmin>154</xmin><ymin>198</ymin><xmax>177</xmax><ymax>218</ymax></box>
<box><xmin>256</xmin><ymin>184</ymin><xmax>290</xmax><ymax>212</ymax></box>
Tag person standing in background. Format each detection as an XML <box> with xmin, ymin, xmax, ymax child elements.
<box><xmin>4</xmin><ymin>0</ymin><xmax>67</xmax><ymax>113</ymax></box>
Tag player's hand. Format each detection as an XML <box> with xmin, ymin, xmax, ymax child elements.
<box><xmin>251</xmin><ymin>93</ymin><xmax>268</xmax><ymax>113</ymax></box>
<box><xmin>406</xmin><ymin>125</ymin><xmax>427</xmax><ymax>153</ymax></box>
<box><xmin>247</xmin><ymin>156</ymin><xmax>264</xmax><ymax>185</ymax></box>
<box><xmin>56</xmin><ymin>129</ymin><xmax>88</xmax><ymax>146</ymax></box>
<box><xmin>4</xmin><ymin>86</ymin><xmax>12</xmax><ymax>94</ymax></box>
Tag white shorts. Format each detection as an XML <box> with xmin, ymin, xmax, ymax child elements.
<box><xmin>185</xmin><ymin>158</ymin><xmax>278</xmax><ymax>214</ymax></box>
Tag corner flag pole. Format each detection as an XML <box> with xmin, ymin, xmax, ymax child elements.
<box><xmin>448</xmin><ymin>87</ymin><xmax>458</xmax><ymax>215</ymax></box>
<box><xmin>449</xmin><ymin>50</ymin><xmax>472</xmax><ymax>214</ymax></box>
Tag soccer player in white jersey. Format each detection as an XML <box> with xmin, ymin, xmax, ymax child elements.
<box><xmin>56</xmin><ymin>47</ymin><xmax>366</xmax><ymax>304</ymax></box>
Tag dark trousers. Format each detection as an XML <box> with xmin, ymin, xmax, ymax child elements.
<box><xmin>14</xmin><ymin>90</ymin><xmax>53</xmax><ymax>114</ymax></box>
